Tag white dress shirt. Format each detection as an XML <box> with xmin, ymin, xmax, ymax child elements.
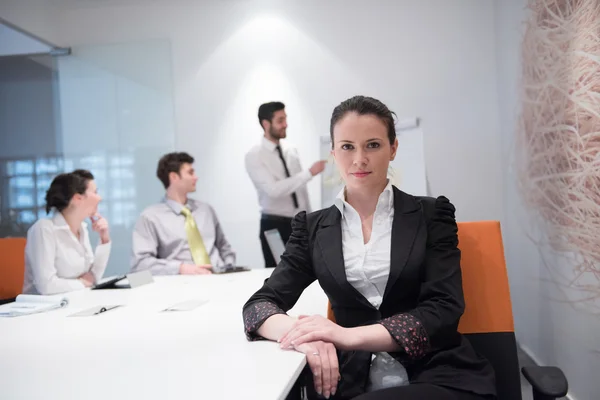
<box><xmin>334</xmin><ymin>181</ymin><xmax>394</xmax><ymax>309</ymax></box>
<box><xmin>245</xmin><ymin>137</ymin><xmax>312</xmax><ymax>218</ymax></box>
<box><xmin>23</xmin><ymin>211</ymin><xmax>111</xmax><ymax>295</ymax></box>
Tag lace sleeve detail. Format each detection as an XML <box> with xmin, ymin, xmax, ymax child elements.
<box><xmin>243</xmin><ymin>301</ymin><xmax>286</xmax><ymax>341</ymax></box>
<box><xmin>380</xmin><ymin>313</ymin><xmax>430</xmax><ymax>360</ymax></box>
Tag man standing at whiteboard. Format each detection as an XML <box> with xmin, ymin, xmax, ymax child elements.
<box><xmin>245</xmin><ymin>102</ymin><xmax>326</xmax><ymax>268</ymax></box>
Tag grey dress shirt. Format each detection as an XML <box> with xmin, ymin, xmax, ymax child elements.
<box><xmin>130</xmin><ymin>197</ymin><xmax>236</xmax><ymax>275</ymax></box>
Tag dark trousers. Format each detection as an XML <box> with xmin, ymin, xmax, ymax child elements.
<box><xmin>259</xmin><ymin>214</ymin><xmax>293</xmax><ymax>268</ymax></box>
<box><xmin>286</xmin><ymin>367</ymin><xmax>495</xmax><ymax>400</ymax></box>
<box><xmin>352</xmin><ymin>384</ymin><xmax>494</xmax><ymax>400</ymax></box>
<box><xmin>287</xmin><ymin>383</ymin><xmax>492</xmax><ymax>400</ymax></box>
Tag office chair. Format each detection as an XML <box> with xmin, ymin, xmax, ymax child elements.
<box><xmin>0</xmin><ymin>237</ymin><xmax>26</xmax><ymax>304</ymax></box>
<box><xmin>327</xmin><ymin>221</ymin><xmax>569</xmax><ymax>400</ymax></box>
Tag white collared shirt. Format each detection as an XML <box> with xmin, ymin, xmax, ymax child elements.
<box><xmin>334</xmin><ymin>181</ymin><xmax>394</xmax><ymax>309</ymax></box>
<box><xmin>245</xmin><ymin>137</ymin><xmax>312</xmax><ymax>218</ymax></box>
<box><xmin>22</xmin><ymin>211</ymin><xmax>111</xmax><ymax>295</ymax></box>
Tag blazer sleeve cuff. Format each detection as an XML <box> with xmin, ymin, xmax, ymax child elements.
<box><xmin>379</xmin><ymin>313</ymin><xmax>430</xmax><ymax>360</ymax></box>
<box><xmin>243</xmin><ymin>301</ymin><xmax>286</xmax><ymax>341</ymax></box>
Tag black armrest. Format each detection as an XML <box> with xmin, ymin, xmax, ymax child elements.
<box><xmin>521</xmin><ymin>366</ymin><xmax>568</xmax><ymax>400</ymax></box>
<box><xmin>0</xmin><ymin>297</ymin><xmax>16</xmax><ymax>305</ymax></box>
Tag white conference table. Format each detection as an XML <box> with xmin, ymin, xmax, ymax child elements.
<box><xmin>0</xmin><ymin>269</ymin><xmax>329</xmax><ymax>400</ymax></box>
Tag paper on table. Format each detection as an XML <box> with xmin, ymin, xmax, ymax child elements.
<box><xmin>68</xmin><ymin>305</ymin><xmax>122</xmax><ymax>317</ymax></box>
<box><xmin>162</xmin><ymin>299</ymin><xmax>209</xmax><ymax>312</ymax></box>
<box><xmin>0</xmin><ymin>294</ymin><xmax>69</xmax><ymax>317</ymax></box>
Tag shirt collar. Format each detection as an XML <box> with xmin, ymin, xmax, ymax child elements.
<box><xmin>261</xmin><ymin>136</ymin><xmax>279</xmax><ymax>152</ymax></box>
<box><xmin>50</xmin><ymin>209</ymin><xmax>87</xmax><ymax>230</ymax></box>
<box><xmin>164</xmin><ymin>196</ymin><xmax>197</xmax><ymax>214</ymax></box>
<box><xmin>334</xmin><ymin>180</ymin><xmax>394</xmax><ymax>216</ymax></box>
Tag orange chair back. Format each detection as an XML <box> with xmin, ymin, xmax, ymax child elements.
<box><xmin>456</xmin><ymin>220</ymin><xmax>514</xmax><ymax>334</ymax></box>
<box><xmin>0</xmin><ymin>238</ymin><xmax>27</xmax><ymax>300</ymax></box>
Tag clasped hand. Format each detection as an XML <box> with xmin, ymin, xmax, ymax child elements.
<box><xmin>278</xmin><ymin>315</ymin><xmax>354</xmax><ymax>398</ymax></box>
<box><xmin>279</xmin><ymin>315</ymin><xmax>352</xmax><ymax>350</ymax></box>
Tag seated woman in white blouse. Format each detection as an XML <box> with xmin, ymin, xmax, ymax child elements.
<box><xmin>23</xmin><ymin>169</ymin><xmax>111</xmax><ymax>295</ymax></box>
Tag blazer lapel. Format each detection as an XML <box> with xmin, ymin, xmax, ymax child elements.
<box><xmin>384</xmin><ymin>187</ymin><xmax>422</xmax><ymax>298</ymax></box>
<box><xmin>316</xmin><ymin>206</ymin><xmax>376</xmax><ymax>310</ymax></box>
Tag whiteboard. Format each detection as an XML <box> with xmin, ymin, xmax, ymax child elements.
<box><xmin>320</xmin><ymin>126</ymin><xmax>427</xmax><ymax>208</ymax></box>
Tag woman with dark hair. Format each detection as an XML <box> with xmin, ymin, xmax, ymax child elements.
<box><xmin>23</xmin><ymin>169</ymin><xmax>111</xmax><ymax>295</ymax></box>
<box><xmin>242</xmin><ymin>96</ymin><xmax>496</xmax><ymax>399</ymax></box>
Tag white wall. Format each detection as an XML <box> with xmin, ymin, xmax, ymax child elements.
<box><xmin>1</xmin><ymin>0</ymin><xmax>504</xmax><ymax>271</ymax></box>
<box><xmin>0</xmin><ymin>1</ymin><xmax>62</xmax><ymax>45</ymax></box>
<box><xmin>495</xmin><ymin>1</ymin><xmax>598</xmax><ymax>399</ymax></box>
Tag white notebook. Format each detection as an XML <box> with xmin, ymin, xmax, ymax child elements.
<box><xmin>0</xmin><ymin>294</ymin><xmax>69</xmax><ymax>317</ymax></box>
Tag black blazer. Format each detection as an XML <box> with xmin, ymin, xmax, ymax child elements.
<box><xmin>243</xmin><ymin>187</ymin><xmax>496</xmax><ymax>399</ymax></box>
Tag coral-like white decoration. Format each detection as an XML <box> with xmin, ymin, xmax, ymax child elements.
<box><xmin>517</xmin><ymin>0</ymin><xmax>600</xmax><ymax>306</ymax></box>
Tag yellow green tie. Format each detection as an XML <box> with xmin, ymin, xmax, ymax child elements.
<box><xmin>181</xmin><ymin>206</ymin><xmax>211</xmax><ymax>265</ymax></box>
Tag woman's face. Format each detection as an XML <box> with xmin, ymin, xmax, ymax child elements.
<box><xmin>73</xmin><ymin>180</ymin><xmax>102</xmax><ymax>217</ymax></box>
<box><xmin>331</xmin><ymin>112</ymin><xmax>397</xmax><ymax>192</ymax></box>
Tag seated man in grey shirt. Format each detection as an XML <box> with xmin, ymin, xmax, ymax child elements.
<box><xmin>131</xmin><ymin>152</ymin><xmax>235</xmax><ymax>275</ymax></box>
